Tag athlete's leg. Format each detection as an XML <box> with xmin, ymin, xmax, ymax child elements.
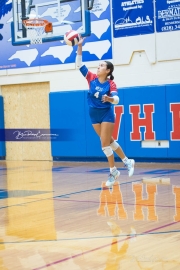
<box><xmin>92</xmin><ymin>124</ymin><xmax>101</xmax><ymax>137</ymax></box>
<box><xmin>92</xmin><ymin>123</ymin><xmax>120</xmax><ymax>187</ymax></box>
<box><xmin>110</xmin><ymin>137</ymin><xmax>126</xmax><ymax>159</ymax></box>
<box><xmin>100</xmin><ymin>122</ymin><xmax>115</xmax><ymax>168</ymax></box>
<box><xmin>92</xmin><ymin>123</ymin><xmax>114</xmax><ymax>167</ymax></box>
<box><xmin>101</xmin><ymin>122</ymin><xmax>120</xmax><ymax>187</ymax></box>
<box><xmin>110</xmin><ymin>137</ymin><xmax>135</xmax><ymax>177</ymax></box>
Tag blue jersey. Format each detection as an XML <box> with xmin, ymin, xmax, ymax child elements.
<box><xmin>80</xmin><ymin>65</ymin><xmax>118</xmax><ymax>109</ymax></box>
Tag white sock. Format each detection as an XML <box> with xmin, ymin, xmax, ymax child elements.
<box><xmin>110</xmin><ymin>166</ymin><xmax>116</xmax><ymax>173</ymax></box>
<box><xmin>122</xmin><ymin>157</ymin><xmax>128</xmax><ymax>164</ymax></box>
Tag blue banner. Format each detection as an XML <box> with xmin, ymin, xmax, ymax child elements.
<box><xmin>156</xmin><ymin>0</ymin><xmax>180</xmax><ymax>32</ymax></box>
<box><xmin>0</xmin><ymin>0</ymin><xmax>112</xmax><ymax>69</ymax></box>
<box><xmin>112</xmin><ymin>0</ymin><xmax>154</xmax><ymax>38</ymax></box>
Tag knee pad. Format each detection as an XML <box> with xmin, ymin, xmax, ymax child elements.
<box><xmin>110</xmin><ymin>141</ymin><xmax>119</xmax><ymax>151</ymax></box>
<box><xmin>102</xmin><ymin>146</ymin><xmax>113</xmax><ymax>157</ymax></box>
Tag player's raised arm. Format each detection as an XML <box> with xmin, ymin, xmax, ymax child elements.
<box><xmin>76</xmin><ymin>37</ymin><xmax>97</xmax><ymax>83</ymax></box>
<box><xmin>75</xmin><ymin>36</ymin><xmax>84</xmax><ymax>69</ymax></box>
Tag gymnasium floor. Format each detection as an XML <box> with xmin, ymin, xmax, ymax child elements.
<box><xmin>0</xmin><ymin>160</ymin><xmax>179</xmax><ymax>270</ymax></box>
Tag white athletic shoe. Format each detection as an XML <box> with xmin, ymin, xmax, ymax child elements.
<box><xmin>125</xmin><ymin>159</ymin><xmax>135</xmax><ymax>177</ymax></box>
<box><xmin>105</xmin><ymin>169</ymin><xmax>120</xmax><ymax>188</ymax></box>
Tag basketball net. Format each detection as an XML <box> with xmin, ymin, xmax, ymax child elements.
<box><xmin>23</xmin><ymin>19</ymin><xmax>48</xmax><ymax>44</ymax></box>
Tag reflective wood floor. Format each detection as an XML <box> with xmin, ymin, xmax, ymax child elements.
<box><xmin>0</xmin><ymin>161</ymin><xmax>180</xmax><ymax>270</ymax></box>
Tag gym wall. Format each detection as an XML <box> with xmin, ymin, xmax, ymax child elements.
<box><xmin>1</xmin><ymin>0</ymin><xmax>180</xmax><ymax>90</ymax></box>
<box><xmin>49</xmin><ymin>84</ymin><xmax>180</xmax><ymax>160</ymax></box>
<box><xmin>0</xmin><ymin>0</ymin><xmax>180</xmax><ymax>160</ymax></box>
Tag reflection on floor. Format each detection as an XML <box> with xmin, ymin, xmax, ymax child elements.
<box><xmin>0</xmin><ymin>161</ymin><xmax>179</xmax><ymax>269</ymax></box>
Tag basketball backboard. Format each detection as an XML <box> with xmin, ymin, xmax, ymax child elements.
<box><xmin>11</xmin><ymin>0</ymin><xmax>93</xmax><ymax>45</ymax></box>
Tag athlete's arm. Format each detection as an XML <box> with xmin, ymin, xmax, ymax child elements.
<box><xmin>75</xmin><ymin>37</ymin><xmax>83</xmax><ymax>69</ymax></box>
<box><xmin>76</xmin><ymin>37</ymin><xmax>97</xmax><ymax>84</ymax></box>
<box><xmin>102</xmin><ymin>81</ymin><xmax>119</xmax><ymax>104</ymax></box>
<box><xmin>102</xmin><ymin>95</ymin><xmax>119</xmax><ymax>104</ymax></box>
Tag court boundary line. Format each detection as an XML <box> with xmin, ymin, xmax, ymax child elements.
<box><xmin>1</xmin><ymin>229</ymin><xmax>180</xmax><ymax>245</ymax></box>
<box><xmin>0</xmin><ymin>179</ymin><xmax>142</xmax><ymax>210</ymax></box>
<box><xmin>32</xmin><ymin>221</ymin><xmax>180</xmax><ymax>270</ymax></box>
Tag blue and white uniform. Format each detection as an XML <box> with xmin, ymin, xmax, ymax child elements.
<box><xmin>80</xmin><ymin>65</ymin><xmax>118</xmax><ymax>124</ymax></box>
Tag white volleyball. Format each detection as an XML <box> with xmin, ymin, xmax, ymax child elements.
<box><xmin>64</xmin><ymin>30</ymin><xmax>80</xmax><ymax>46</ymax></box>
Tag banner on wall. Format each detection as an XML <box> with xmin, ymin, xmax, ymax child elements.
<box><xmin>156</xmin><ymin>0</ymin><xmax>180</xmax><ymax>32</ymax></box>
<box><xmin>0</xmin><ymin>0</ymin><xmax>112</xmax><ymax>69</ymax></box>
<box><xmin>112</xmin><ymin>0</ymin><xmax>154</xmax><ymax>38</ymax></box>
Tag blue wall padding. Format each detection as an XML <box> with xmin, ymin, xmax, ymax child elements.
<box><xmin>0</xmin><ymin>96</ymin><xmax>5</xmax><ymax>157</ymax></box>
<box><xmin>49</xmin><ymin>84</ymin><xmax>180</xmax><ymax>160</ymax></box>
<box><xmin>166</xmin><ymin>84</ymin><xmax>180</xmax><ymax>158</ymax></box>
<box><xmin>113</xmin><ymin>89</ymin><xmax>126</xmax><ymax>157</ymax></box>
<box><xmin>123</xmin><ymin>85</ymin><xmax>168</xmax><ymax>158</ymax></box>
<box><xmin>49</xmin><ymin>91</ymin><xmax>87</xmax><ymax>157</ymax></box>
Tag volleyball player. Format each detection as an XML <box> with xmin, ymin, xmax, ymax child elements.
<box><xmin>76</xmin><ymin>37</ymin><xmax>135</xmax><ymax>187</ymax></box>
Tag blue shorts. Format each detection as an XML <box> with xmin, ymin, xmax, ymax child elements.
<box><xmin>89</xmin><ymin>106</ymin><xmax>115</xmax><ymax>124</ymax></box>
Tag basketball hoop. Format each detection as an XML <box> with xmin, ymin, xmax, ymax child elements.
<box><xmin>22</xmin><ymin>19</ymin><xmax>52</xmax><ymax>44</ymax></box>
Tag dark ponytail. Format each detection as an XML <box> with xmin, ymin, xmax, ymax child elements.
<box><xmin>110</xmin><ymin>74</ymin><xmax>114</xmax><ymax>80</ymax></box>
<box><xmin>105</xmin><ymin>61</ymin><xmax>114</xmax><ymax>80</ymax></box>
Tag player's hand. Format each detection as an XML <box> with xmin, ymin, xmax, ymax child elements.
<box><xmin>78</xmin><ymin>35</ymin><xmax>86</xmax><ymax>46</ymax></box>
<box><xmin>102</xmin><ymin>94</ymin><xmax>111</xmax><ymax>103</ymax></box>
